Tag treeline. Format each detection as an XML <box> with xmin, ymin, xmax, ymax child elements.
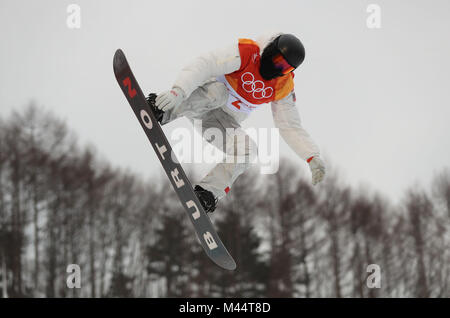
<box><xmin>0</xmin><ymin>104</ymin><xmax>449</xmax><ymax>298</ymax></box>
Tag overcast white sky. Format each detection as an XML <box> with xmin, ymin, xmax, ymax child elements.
<box><xmin>1</xmin><ymin>0</ymin><xmax>449</xmax><ymax>203</ymax></box>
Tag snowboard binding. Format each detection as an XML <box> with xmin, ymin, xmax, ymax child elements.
<box><xmin>194</xmin><ymin>185</ymin><xmax>217</xmax><ymax>214</ymax></box>
<box><xmin>146</xmin><ymin>93</ymin><xmax>164</xmax><ymax>124</ymax></box>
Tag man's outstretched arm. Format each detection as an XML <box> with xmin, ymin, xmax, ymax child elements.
<box><xmin>271</xmin><ymin>92</ymin><xmax>326</xmax><ymax>185</ymax></box>
<box><xmin>156</xmin><ymin>44</ymin><xmax>241</xmax><ymax>111</ymax></box>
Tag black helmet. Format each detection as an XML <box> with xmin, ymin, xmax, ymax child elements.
<box><xmin>260</xmin><ymin>34</ymin><xmax>305</xmax><ymax>80</ymax></box>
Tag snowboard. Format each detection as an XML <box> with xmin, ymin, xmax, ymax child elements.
<box><xmin>113</xmin><ymin>49</ymin><xmax>236</xmax><ymax>271</ymax></box>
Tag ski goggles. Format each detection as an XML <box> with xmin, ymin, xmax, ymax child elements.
<box><xmin>272</xmin><ymin>53</ymin><xmax>295</xmax><ymax>75</ymax></box>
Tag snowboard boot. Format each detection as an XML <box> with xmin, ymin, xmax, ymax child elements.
<box><xmin>146</xmin><ymin>93</ymin><xmax>164</xmax><ymax>124</ymax></box>
<box><xmin>194</xmin><ymin>185</ymin><xmax>218</xmax><ymax>214</ymax></box>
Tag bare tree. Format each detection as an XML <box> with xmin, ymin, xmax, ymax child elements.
<box><xmin>404</xmin><ymin>189</ymin><xmax>432</xmax><ymax>297</ymax></box>
<box><xmin>316</xmin><ymin>172</ymin><xmax>352</xmax><ymax>297</ymax></box>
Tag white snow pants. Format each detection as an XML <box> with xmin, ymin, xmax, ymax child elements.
<box><xmin>161</xmin><ymin>81</ymin><xmax>258</xmax><ymax>200</ymax></box>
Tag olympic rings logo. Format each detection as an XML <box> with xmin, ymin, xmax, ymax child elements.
<box><xmin>241</xmin><ymin>72</ymin><xmax>273</xmax><ymax>99</ymax></box>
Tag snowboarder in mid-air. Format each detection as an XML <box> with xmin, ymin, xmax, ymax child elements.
<box><xmin>147</xmin><ymin>32</ymin><xmax>326</xmax><ymax>213</ymax></box>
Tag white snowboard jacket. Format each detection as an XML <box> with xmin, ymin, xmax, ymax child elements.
<box><xmin>172</xmin><ymin>33</ymin><xmax>320</xmax><ymax>162</ymax></box>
